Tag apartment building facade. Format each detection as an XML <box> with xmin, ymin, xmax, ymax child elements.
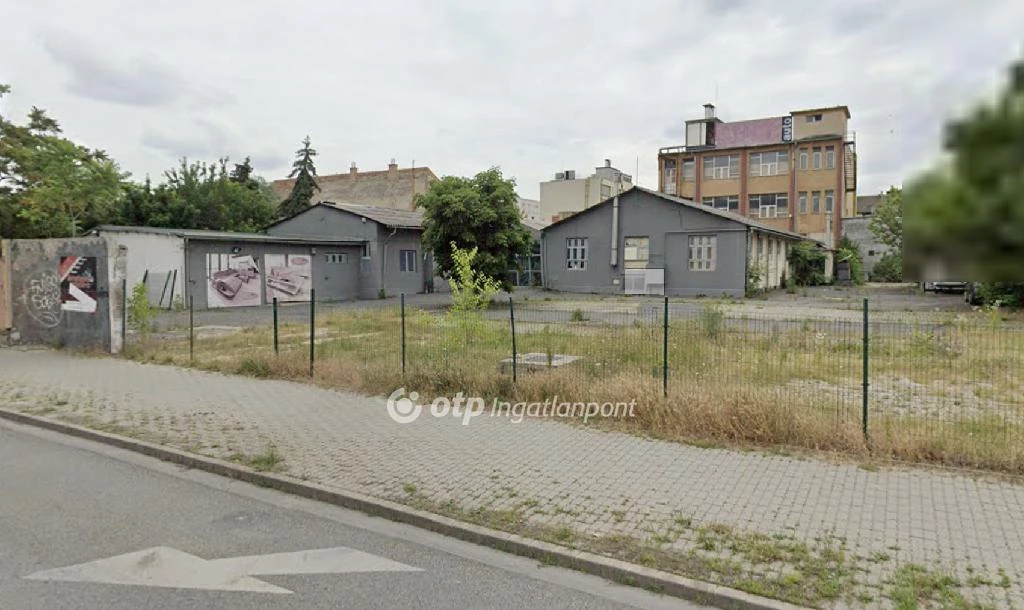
<box><xmin>657</xmin><ymin>104</ymin><xmax>856</xmax><ymax>247</ymax></box>
<box><xmin>539</xmin><ymin>159</ymin><xmax>633</xmax><ymax>225</ymax></box>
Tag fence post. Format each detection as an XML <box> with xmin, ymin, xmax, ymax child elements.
<box><xmin>188</xmin><ymin>295</ymin><xmax>194</xmax><ymax>363</ymax></box>
<box><xmin>862</xmin><ymin>297</ymin><xmax>869</xmax><ymax>443</ymax></box>
<box><xmin>509</xmin><ymin>296</ymin><xmax>517</xmax><ymax>384</ymax></box>
<box><xmin>400</xmin><ymin>293</ymin><xmax>406</xmax><ymax>377</ymax></box>
<box><xmin>121</xmin><ymin>278</ymin><xmax>127</xmax><ymax>348</ymax></box>
<box><xmin>309</xmin><ymin>289</ymin><xmax>316</xmax><ymax>377</ymax></box>
<box><xmin>663</xmin><ymin>296</ymin><xmax>669</xmax><ymax>397</ymax></box>
<box><xmin>272</xmin><ymin>297</ymin><xmax>279</xmax><ymax>355</ymax></box>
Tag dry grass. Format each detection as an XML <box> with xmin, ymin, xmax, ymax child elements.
<box><xmin>128</xmin><ymin>304</ymin><xmax>1024</xmax><ymax>474</ymax></box>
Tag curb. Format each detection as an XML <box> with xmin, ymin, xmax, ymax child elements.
<box><xmin>0</xmin><ymin>407</ymin><xmax>806</xmax><ymax>610</ymax></box>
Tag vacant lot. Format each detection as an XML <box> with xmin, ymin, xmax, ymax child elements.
<box><xmin>135</xmin><ymin>285</ymin><xmax>1024</xmax><ymax>474</ymax></box>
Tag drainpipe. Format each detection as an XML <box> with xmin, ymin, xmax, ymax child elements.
<box><xmin>610</xmin><ymin>195</ymin><xmax>620</xmax><ymax>267</ymax></box>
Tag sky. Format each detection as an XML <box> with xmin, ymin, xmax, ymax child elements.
<box><xmin>1</xmin><ymin>0</ymin><xmax>1021</xmax><ymax>200</ymax></box>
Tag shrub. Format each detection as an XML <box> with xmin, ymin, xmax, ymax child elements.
<box><xmin>570</xmin><ymin>308</ymin><xmax>586</xmax><ymax>322</ymax></box>
<box><xmin>127</xmin><ymin>282</ymin><xmax>156</xmax><ymax>335</ymax></box>
<box><xmin>836</xmin><ymin>237</ymin><xmax>865</xmax><ymax>284</ymax></box>
<box><xmin>746</xmin><ymin>263</ymin><xmax>763</xmax><ymax>297</ymax></box>
<box><xmin>870</xmin><ymin>252</ymin><xmax>903</xmax><ymax>283</ymax></box>
<box><xmin>448</xmin><ymin>242</ymin><xmax>502</xmax><ymax>313</ymax></box>
<box><xmin>787</xmin><ymin>241</ymin><xmax>828</xmax><ymax>286</ymax></box>
<box><xmin>698</xmin><ymin>304</ymin><xmax>725</xmax><ymax>339</ymax></box>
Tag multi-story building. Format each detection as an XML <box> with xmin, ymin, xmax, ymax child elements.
<box><xmin>657</xmin><ymin>104</ymin><xmax>856</xmax><ymax>247</ymax></box>
<box><xmin>516</xmin><ymin>197</ymin><xmax>541</xmax><ymax>224</ymax></box>
<box><xmin>539</xmin><ymin>159</ymin><xmax>633</xmax><ymax>225</ymax></box>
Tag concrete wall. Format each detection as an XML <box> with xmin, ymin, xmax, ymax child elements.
<box><xmin>185</xmin><ymin>239</ymin><xmax>361</xmax><ymax>309</ymax></box>
<box><xmin>100</xmin><ymin>231</ymin><xmax>186</xmax><ymax>308</ymax></box>
<box><xmin>7</xmin><ymin>237</ymin><xmax>115</xmax><ymax>351</ymax></box>
<box><xmin>792</xmin><ymin>108</ymin><xmax>848</xmax><ymax>140</ymax></box>
<box><xmin>0</xmin><ymin>240</ymin><xmax>11</xmax><ymax>330</ymax></box>
<box><xmin>841</xmin><ymin>216</ymin><xmax>888</xmax><ymax>277</ymax></box>
<box><xmin>542</xmin><ymin>190</ymin><xmax>752</xmax><ymax>297</ymax></box>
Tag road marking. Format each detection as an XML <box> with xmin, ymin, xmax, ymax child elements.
<box><xmin>24</xmin><ymin>546</ymin><xmax>423</xmax><ymax>594</ymax></box>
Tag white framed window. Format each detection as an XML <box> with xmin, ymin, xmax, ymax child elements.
<box><xmin>812</xmin><ymin>146</ymin><xmax>822</xmax><ymax>170</ymax></box>
<box><xmin>812</xmin><ymin>191</ymin><xmax>821</xmax><ymax>213</ymax></box>
<box><xmin>825</xmin><ymin>189</ymin><xmax>834</xmax><ymax>213</ymax></box>
<box><xmin>662</xmin><ymin>159</ymin><xmax>676</xmax><ymax>194</ymax></box>
<box><xmin>682</xmin><ymin>159</ymin><xmax>695</xmax><ymax>181</ymax></box>
<box><xmin>566</xmin><ymin>237</ymin><xmax>588</xmax><ymax>270</ymax></box>
<box><xmin>361</xmin><ymin>243</ymin><xmax>371</xmax><ymax>259</ymax></box>
<box><xmin>806</xmin><ymin>114</ymin><xmax>823</xmax><ymax>123</ymax></box>
<box><xmin>702</xmin><ymin>195</ymin><xmax>739</xmax><ymax>212</ymax></box>
<box><xmin>703</xmin><ymin>155</ymin><xmax>740</xmax><ymax>180</ymax></box>
<box><xmin>325</xmin><ymin>253</ymin><xmax>349</xmax><ymax>264</ymax></box>
<box><xmin>623</xmin><ymin>236</ymin><xmax>649</xmax><ymax>268</ymax></box>
<box><xmin>399</xmin><ymin>249</ymin><xmax>417</xmax><ymax>272</ymax></box>
<box><xmin>798</xmin><ymin>191</ymin><xmax>808</xmax><ymax>215</ymax></box>
<box><xmin>825</xmin><ymin>145</ymin><xmax>836</xmax><ymax>169</ymax></box>
<box><xmin>688</xmin><ymin>235</ymin><xmax>717</xmax><ymax>272</ymax></box>
<box><xmin>749</xmin><ymin>151</ymin><xmax>789</xmax><ymax>177</ymax></box>
<box><xmin>748</xmin><ymin>193</ymin><xmax>789</xmax><ymax>219</ymax></box>
<box><xmin>799</xmin><ymin>149</ymin><xmax>808</xmax><ymax>170</ymax></box>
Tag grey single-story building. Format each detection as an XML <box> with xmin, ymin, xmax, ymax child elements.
<box><xmin>541</xmin><ymin>187</ymin><xmax>826</xmax><ymax>297</ymax></box>
<box><xmin>265</xmin><ymin>202</ymin><xmax>446</xmax><ymax>299</ymax></box>
<box><xmin>89</xmin><ymin>225</ymin><xmax>363</xmax><ymax>310</ymax></box>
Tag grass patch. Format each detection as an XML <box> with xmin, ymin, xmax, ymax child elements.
<box><xmin>231</xmin><ymin>445</ymin><xmax>285</xmax><ymax>472</ymax></box>
<box><xmin>887</xmin><ymin>564</ymin><xmax>997</xmax><ymax>610</ymax></box>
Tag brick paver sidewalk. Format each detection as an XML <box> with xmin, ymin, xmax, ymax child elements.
<box><xmin>1</xmin><ymin>348</ymin><xmax>1021</xmax><ymax>609</ymax></box>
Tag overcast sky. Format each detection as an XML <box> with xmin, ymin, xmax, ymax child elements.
<box><xmin>2</xmin><ymin>0</ymin><xmax>1021</xmax><ymax>200</ymax></box>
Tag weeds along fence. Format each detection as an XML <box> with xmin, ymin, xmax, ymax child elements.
<box><xmin>133</xmin><ymin>295</ymin><xmax>1024</xmax><ymax>474</ymax></box>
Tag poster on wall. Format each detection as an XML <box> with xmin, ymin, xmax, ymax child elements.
<box><xmin>264</xmin><ymin>254</ymin><xmax>312</xmax><ymax>302</ymax></box>
<box><xmin>206</xmin><ymin>253</ymin><xmax>262</xmax><ymax>308</ymax></box>
<box><xmin>59</xmin><ymin>256</ymin><xmax>98</xmax><ymax>313</ymax></box>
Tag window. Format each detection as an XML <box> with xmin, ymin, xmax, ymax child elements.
<box><xmin>748</xmin><ymin>193</ymin><xmax>789</xmax><ymax>219</ymax></box>
<box><xmin>682</xmin><ymin>159</ymin><xmax>695</xmax><ymax>181</ymax></box>
<box><xmin>663</xmin><ymin>160</ymin><xmax>676</xmax><ymax>194</ymax></box>
<box><xmin>702</xmin><ymin>195</ymin><xmax>739</xmax><ymax>212</ymax></box>
<box><xmin>798</xmin><ymin>191</ymin><xmax>808</xmax><ymax>215</ymax></box>
<box><xmin>703</xmin><ymin>154</ymin><xmax>740</xmax><ymax>179</ymax></box>
<box><xmin>806</xmin><ymin>114</ymin><xmax>823</xmax><ymax>123</ymax></box>
<box><xmin>325</xmin><ymin>253</ymin><xmax>349</xmax><ymax>264</ymax></box>
<box><xmin>566</xmin><ymin>237</ymin><xmax>588</xmax><ymax>270</ymax></box>
<box><xmin>812</xmin><ymin>191</ymin><xmax>821</xmax><ymax>213</ymax></box>
<box><xmin>689</xmin><ymin>235</ymin><xmax>717</xmax><ymax>272</ymax></box>
<box><xmin>399</xmin><ymin>250</ymin><xmax>417</xmax><ymax>273</ymax></box>
<box><xmin>749</xmin><ymin>151</ymin><xmax>789</xmax><ymax>177</ymax></box>
<box><xmin>600</xmin><ymin>183</ymin><xmax>612</xmax><ymax>199</ymax></box>
<box><xmin>623</xmin><ymin>236</ymin><xmax>649</xmax><ymax>269</ymax></box>
<box><xmin>825</xmin><ymin>145</ymin><xmax>836</xmax><ymax>169</ymax></box>
<box><xmin>799</xmin><ymin>149</ymin><xmax>808</xmax><ymax>170</ymax></box>
<box><xmin>825</xmin><ymin>189</ymin><xmax>834</xmax><ymax>213</ymax></box>
<box><xmin>361</xmin><ymin>243</ymin><xmax>371</xmax><ymax>258</ymax></box>
<box><xmin>868</xmin><ymin>249</ymin><xmax>876</xmax><ymax>257</ymax></box>
<box><xmin>812</xmin><ymin>147</ymin><xmax>822</xmax><ymax>170</ymax></box>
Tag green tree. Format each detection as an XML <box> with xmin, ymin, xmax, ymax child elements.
<box><xmin>869</xmin><ymin>186</ymin><xmax>902</xmax><ymax>251</ymax></box>
<box><xmin>229</xmin><ymin>156</ymin><xmax>255</xmax><ymax>186</ymax></box>
<box><xmin>1</xmin><ymin>84</ymin><xmax>125</xmax><ymax>237</ymax></box>
<box><xmin>278</xmin><ymin>136</ymin><xmax>319</xmax><ymax>218</ymax></box>
<box><xmin>903</xmin><ymin>59</ymin><xmax>1024</xmax><ymax>285</ymax></box>
<box><xmin>415</xmin><ymin>167</ymin><xmax>533</xmax><ymax>290</ymax></box>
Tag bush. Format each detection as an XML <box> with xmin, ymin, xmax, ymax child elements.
<box><xmin>570</xmin><ymin>308</ymin><xmax>587</xmax><ymax>322</ymax></box>
<box><xmin>787</xmin><ymin>241</ymin><xmax>828</xmax><ymax>286</ymax></box>
<box><xmin>745</xmin><ymin>263</ymin><xmax>763</xmax><ymax>297</ymax></box>
<box><xmin>127</xmin><ymin>282</ymin><xmax>156</xmax><ymax>335</ymax></box>
<box><xmin>870</xmin><ymin>252</ymin><xmax>903</xmax><ymax>282</ymax></box>
<box><xmin>836</xmin><ymin>237</ymin><xmax>865</xmax><ymax>284</ymax></box>
<box><xmin>698</xmin><ymin>304</ymin><xmax>725</xmax><ymax>339</ymax></box>
<box><xmin>977</xmin><ymin>282</ymin><xmax>1024</xmax><ymax>309</ymax></box>
<box><xmin>448</xmin><ymin>242</ymin><xmax>502</xmax><ymax>313</ymax></box>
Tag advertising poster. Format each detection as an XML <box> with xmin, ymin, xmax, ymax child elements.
<box><xmin>59</xmin><ymin>256</ymin><xmax>98</xmax><ymax>313</ymax></box>
<box><xmin>264</xmin><ymin>254</ymin><xmax>312</xmax><ymax>302</ymax></box>
<box><xmin>206</xmin><ymin>253</ymin><xmax>262</xmax><ymax>308</ymax></box>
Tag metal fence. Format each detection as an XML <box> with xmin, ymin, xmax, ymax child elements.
<box><xmin>143</xmin><ymin>294</ymin><xmax>1024</xmax><ymax>474</ymax></box>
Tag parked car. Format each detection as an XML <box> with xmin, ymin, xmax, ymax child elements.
<box><xmin>921</xmin><ymin>281</ymin><xmax>967</xmax><ymax>294</ymax></box>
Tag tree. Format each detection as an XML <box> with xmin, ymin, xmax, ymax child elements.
<box><xmin>278</xmin><ymin>136</ymin><xmax>319</xmax><ymax>218</ymax></box>
<box><xmin>869</xmin><ymin>186</ymin><xmax>902</xmax><ymax>251</ymax></box>
<box><xmin>415</xmin><ymin>167</ymin><xmax>533</xmax><ymax>290</ymax></box>
<box><xmin>1</xmin><ymin>84</ymin><xmax>125</xmax><ymax>238</ymax></box>
<box><xmin>903</xmin><ymin>59</ymin><xmax>1024</xmax><ymax>285</ymax></box>
<box><xmin>229</xmin><ymin>156</ymin><xmax>255</xmax><ymax>186</ymax></box>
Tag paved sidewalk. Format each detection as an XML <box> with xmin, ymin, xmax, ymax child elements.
<box><xmin>1</xmin><ymin>348</ymin><xmax>1022</xmax><ymax>609</ymax></box>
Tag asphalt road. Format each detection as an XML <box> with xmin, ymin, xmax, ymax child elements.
<box><xmin>0</xmin><ymin>421</ymin><xmax>703</xmax><ymax>610</ymax></box>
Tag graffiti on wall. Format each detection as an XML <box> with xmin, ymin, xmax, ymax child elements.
<box><xmin>207</xmin><ymin>254</ymin><xmax>262</xmax><ymax>308</ymax></box>
<box><xmin>265</xmin><ymin>254</ymin><xmax>312</xmax><ymax>302</ymax></box>
<box><xmin>59</xmin><ymin>256</ymin><xmax>98</xmax><ymax>313</ymax></box>
<box><xmin>23</xmin><ymin>272</ymin><xmax>63</xmax><ymax>328</ymax></box>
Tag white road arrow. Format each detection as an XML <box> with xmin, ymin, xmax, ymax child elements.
<box><xmin>24</xmin><ymin>546</ymin><xmax>423</xmax><ymax>594</ymax></box>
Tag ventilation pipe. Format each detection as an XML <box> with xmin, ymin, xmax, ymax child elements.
<box><xmin>610</xmin><ymin>195</ymin><xmax>619</xmax><ymax>266</ymax></box>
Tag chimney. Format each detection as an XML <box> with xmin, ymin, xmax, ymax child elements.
<box><xmin>604</xmin><ymin>158</ymin><xmax>611</xmax><ymax>168</ymax></box>
<box><xmin>388</xmin><ymin>158</ymin><xmax>397</xmax><ymax>179</ymax></box>
<box><xmin>703</xmin><ymin>103</ymin><xmax>715</xmax><ymax>119</ymax></box>
<box><xmin>350</xmin><ymin>162</ymin><xmax>357</xmax><ymax>176</ymax></box>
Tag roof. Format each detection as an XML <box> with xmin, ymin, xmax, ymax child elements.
<box><xmin>88</xmin><ymin>224</ymin><xmax>362</xmax><ymax>245</ymax></box>
<box><xmin>541</xmin><ymin>187</ymin><xmax>827</xmax><ymax>246</ymax></box>
<box><xmin>792</xmin><ymin>105</ymin><xmax>851</xmax><ymax>119</ymax></box>
<box><xmin>270</xmin><ymin>165</ymin><xmax>439</xmax><ymax>211</ymax></box>
<box><xmin>320</xmin><ymin>202</ymin><xmax>424</xmax><ymax>229</ymax></box>
<box><xmin>856</xmin><ymin>194</ymin><xmax>883</xmax><ymax>215</ymax></box>
<box><xmin>714</xmin><ymin>116</ymin><xmax>788</xmax><ymax>149</ymax></box>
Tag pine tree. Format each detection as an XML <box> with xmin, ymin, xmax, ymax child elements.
<box><xmin>278</xmin><ymin>136</ymin><xmax>319</xmax><ymax>218</ymax></box>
